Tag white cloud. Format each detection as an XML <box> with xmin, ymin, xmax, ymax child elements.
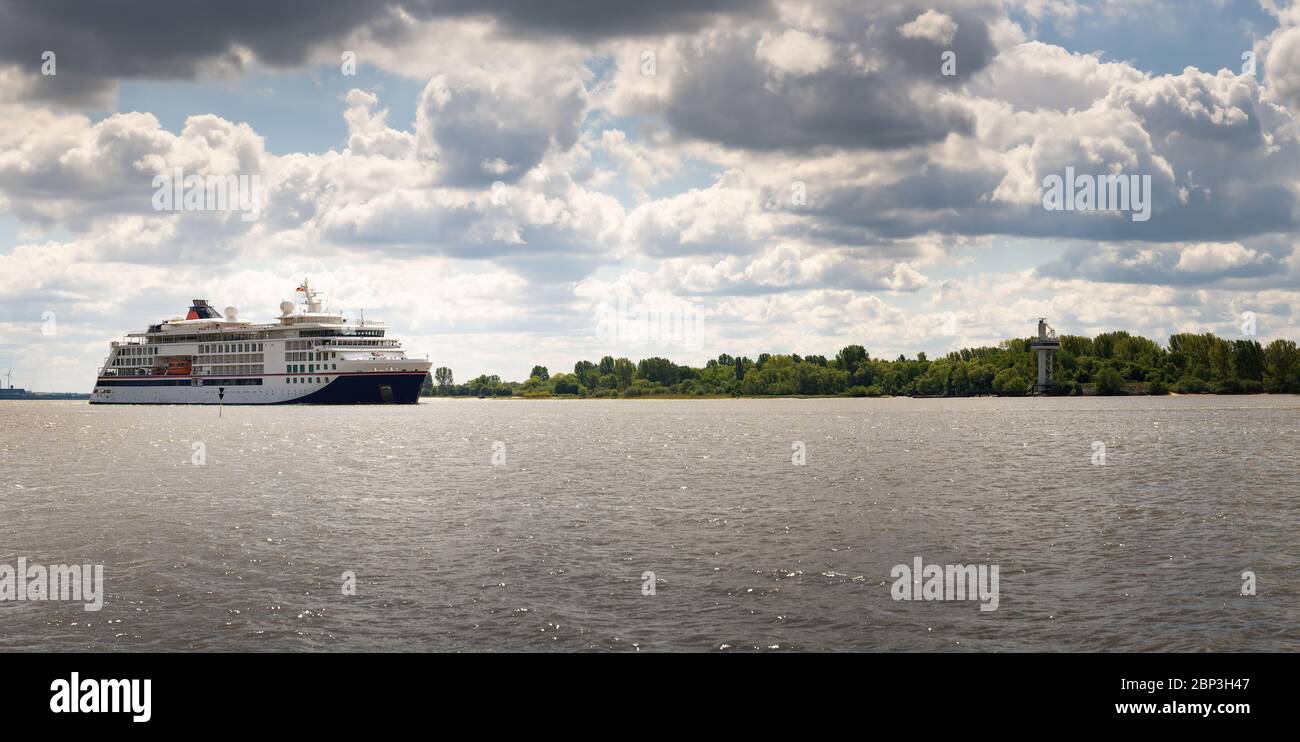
<box><xmin>755</xmin><ymin>29</ymin><xmax>835</xmax><ymax>76</ymax></box>
<box><xmin>898</xmin><ymin>10</ymin><xmax>958</xmax><ymax>46</ymax></box>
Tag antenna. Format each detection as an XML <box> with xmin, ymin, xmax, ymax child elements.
<box><xmin>4</xmin><ymin>368</ymin><xmax>10</xmax><ymax>389</ymax></box>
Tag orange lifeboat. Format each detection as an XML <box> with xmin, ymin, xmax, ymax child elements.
<box><xmin>164</xmin><ymin>359</ymin><xmax>192</xmax><ymax>376</ymax></box>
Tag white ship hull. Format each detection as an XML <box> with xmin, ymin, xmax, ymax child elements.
<box><xmin>91</xmin><ymin>282</ymin><xmax>432</xmax><ymax>405</ymax></box>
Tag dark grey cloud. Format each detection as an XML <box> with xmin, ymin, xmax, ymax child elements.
<box><xmin>791</xmin><ymin>167</ymin><xmax>1300</xmax><ymax>245</ymax></box>
<box><xmin>429</xmin><ymin>0</ymin><xmax>773</xmax><ymax>40</ymax></box>
<box><xmin>1035</xmin><ymin>241</ymin><xmax>1294</xmax><ymax>288</ymax></box>
<box><xmin>656</xmin><ymin>2</ymin><xmax>996</xmax><ymax>152</ymax></box>
<box><xmin>416</xmin><ymin>68</ymin><xmax>588</xmax><ymax>186</ymax></box>
<box><xmin>664</xmin><ymin>42</ymin><xmax>976</xmax><ymax>152</ymax></box>
<box><xmin>0</xmin><ymin>0</ymin><xmax>388</xmax><ymax>102</ymax></box>
<box><xmin>0</xmin><ymin>0</ymin><xmax>771</xmax><ymax>103</ymax></box>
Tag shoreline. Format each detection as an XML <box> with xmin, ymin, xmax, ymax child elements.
<box><xmin>418</xmin><ymin>391</ymin><xmax>1299</xmax><ymax>400</ymax></box>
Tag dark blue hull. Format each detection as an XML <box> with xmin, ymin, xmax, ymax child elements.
<box><xmin>280</xmin><ymin>373</ymin><xmax>426</xmax><ymax>404</ymax></box>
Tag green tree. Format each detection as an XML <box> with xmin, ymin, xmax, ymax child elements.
<box><xmin>613</xmin><ymin>357</ymin><xmax>636</xmax><ymax>389</ymax></box>
<box><xmin>434</xmin><ymin>366</ymin><xmax>454</xmax><ymax>391</ymax></box>
<box><xmin>637</xmin><ymin>357</ymin><xmax>680</xmax><ymax>385</ymax></box>
<box><xmin>552</xmin><ymin>374</ymin><xmax>580</xmax><ymax>395</ymax></box>
<box><xmin>1095</xmin><ymin>367</ymin><xmax>1125</xmax><ymax>395</ymax></box>
<box><xmin>992</xmin><ymin>368</ymin><xmax>1029</xmax><ymax>396</ymax></box>
<box><xmin>834</xmin><ymin>345</ymin><xmax>868</xmax><ymax>372</ymax></box>
<box><xmin>574</xmin><ymin>360</ymin><xmax>599</xmax><ymax>387</ymax></box>
<box><xmin>1264</xmin><ymin>339</ymin><xmax>1300</xmax><ymax>393</ymax></box>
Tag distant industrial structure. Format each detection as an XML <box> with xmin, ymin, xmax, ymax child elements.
<box><xmin>1029</xmin><ymin>318</ymin><xmax>1060</xmax><ymax>393</ymax></box>
<box><xmin>0</xmin><ymin>368</ymin><xmax>26</xmax><ymax>399</ymax></box>
<box><xmin>0</xmin><ymin>369</ymin><xmax>88</xmax><ymax>401</ymax></box>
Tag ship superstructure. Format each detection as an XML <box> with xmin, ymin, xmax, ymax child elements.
<box><xmin>90</xmin><ymin>281</ymin><xmax>431</xmax><ymax>404</ymax></box>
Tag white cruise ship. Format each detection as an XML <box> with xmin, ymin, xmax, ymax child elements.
<box><xmin>90</xmin><ymin>281</ymin><xmax>432</xmax><ymax>404</ymax></box>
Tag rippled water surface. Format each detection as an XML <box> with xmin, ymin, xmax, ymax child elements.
<box><xmin>1</xmin><ymin>397</ymin><xmax>1297</xmax><ymax>652</ymax></box>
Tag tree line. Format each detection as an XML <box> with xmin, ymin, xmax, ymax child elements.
<box><xmin>419</xmin><ymin>331</ymin><xmax>1300</xmax><ymax>398</ymax></box>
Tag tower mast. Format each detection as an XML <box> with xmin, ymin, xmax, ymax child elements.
<box><xmin>1029</xmin><ymin>318</ymin><xmax>1060</xmax><ymax>394</ymax></box>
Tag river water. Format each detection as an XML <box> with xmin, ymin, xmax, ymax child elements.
<box><xmin>1</xmin><ymin>396</ymin><xmax>1296</xmax><ymax>651</ymax></box>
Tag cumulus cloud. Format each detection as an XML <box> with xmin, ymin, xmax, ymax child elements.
<box><xmin>0</xmin><ymin>0</ymin><xmax>773</xmax><ymax>105</ymax></box>
<box><xmin>605</xmin><ymin>1</ymin><xmax>1001</xmax><ymax>152</ymax></box>
<box><xmin>0</xmin><ymin>104</ymin><xmax>267</xmax><ymax>229</ymax></box>
<box><xmin>415</xmin><ymin>64</ymin><xmax>590</xmax><ymax>185</ymax></box>
<box><xmin>659</xmin><ymin>244</ymin><xmax>930</xmax><ymax>295</ymax></box>
<box><xmin>1036</xmin><ymin>241</ymin><xmax>1292</xmax><ymax>286</ymax></box>
<box><xmin>898</xmin><ymin>10</ymin><xmax>959</xmax><ymax>45</ymax></box>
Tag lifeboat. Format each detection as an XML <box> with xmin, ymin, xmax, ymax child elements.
<box><xmin>163</xmin><ymin>359</ymin><xmax>192</xmax><ymax>376</ymax></box>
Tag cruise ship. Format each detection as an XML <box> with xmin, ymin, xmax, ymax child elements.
<box><xmin>90</xmin><ymin>281</ymin><xmax>431</xmax><ymax>404</ymax></box>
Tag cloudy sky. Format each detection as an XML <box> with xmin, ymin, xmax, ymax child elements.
<box><xmin>3</xmin><ymin>0</ymin><xmax>1300</xmax><ymax>391</ymax></box>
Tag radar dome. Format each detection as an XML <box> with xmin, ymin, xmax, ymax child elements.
<box><xmin>279</xmin><ymin>301</ymin><xmax>294</xmax><ymax>315</ymax></box>
<box><xmin>224</xmin><ymin>306</ymin><xmax>238</xmax><ymax>321</ymax></box>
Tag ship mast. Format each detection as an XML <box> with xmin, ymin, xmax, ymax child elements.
<box><xmin>298</xmin><ymin>278</ymin><xmax>323</xmax><ymax>313</ymax></box>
